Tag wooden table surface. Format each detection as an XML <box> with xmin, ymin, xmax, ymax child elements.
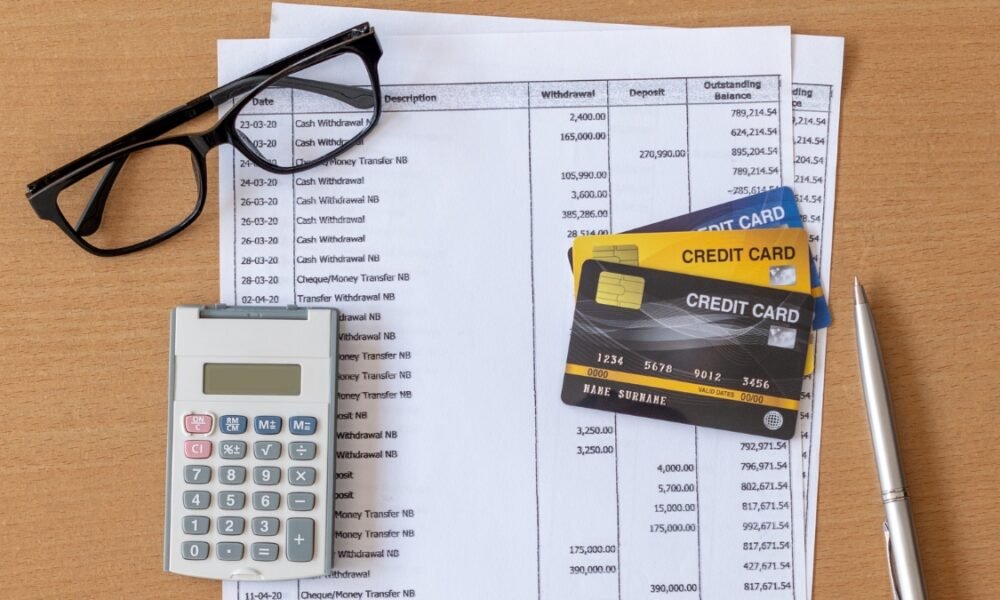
<box><xmin>2</xmin><ymin>1</ymin><xmax>998</xmax><ymax>598</ymax></box>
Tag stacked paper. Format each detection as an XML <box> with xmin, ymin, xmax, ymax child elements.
<box><xmin>217</xmin><ymin>4</ymin><xmax>842</xmax><ymax>599</ymax></box>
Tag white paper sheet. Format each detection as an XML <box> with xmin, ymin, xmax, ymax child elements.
<box><xmin>270</xmin><ymin>5</ymin><xmax>844</xmax><ymax>593</ymax></box>
<box><xmin>217</xmin><ymin>23</ymin><xmax>819</xmax><ymax>600</ymax></box>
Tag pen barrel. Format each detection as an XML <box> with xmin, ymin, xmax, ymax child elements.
<box><xmin>854</xmin><ymin>299</ymin><xmax>927</xmax><ymax>599</ymax></box>
<box><xmin>854</xmin><ymin>303</ymin><xmax>906</xmax><ymax>490</ymax></box>
<box><xmin>885</xmin><ymin>499</ymin><xmax>928</xmax><ymax>600</ymax></box>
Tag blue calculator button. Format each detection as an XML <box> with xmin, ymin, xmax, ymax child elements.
<box><xmin>254</xmin><ymin>416</ymin><xmax>282</xmax><ymax>435</ymax></box>
<box><xmin>221</xmin><ymin>415</ymin><xmax>248</xmax><ymax>434</ymax></box>
<box><xmin>289</xmin><ymin>416</ymin><xmax>318</xmax><ymax>435</ymax></box>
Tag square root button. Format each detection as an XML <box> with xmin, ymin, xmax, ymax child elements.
<box><xmin>289</xmin><ymin>416</ymin><xmax>317</xmax><ymax>435</ymax></box>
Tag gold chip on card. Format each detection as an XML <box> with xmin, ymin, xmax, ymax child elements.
<box><xmin>595</xmin><ymin>271</ymin><xmax>644</xmax><ymax>309</ymax></box>
<box><xmin>591</xmin><ymin>244</ymin><xmax>639</xmax><ymax>266</ymax></box>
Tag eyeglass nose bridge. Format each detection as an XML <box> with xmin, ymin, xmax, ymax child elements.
<box><xmin>191</xmin><ymin>126</ymin><xmax>230</xmax><ymax>155</ymax></box>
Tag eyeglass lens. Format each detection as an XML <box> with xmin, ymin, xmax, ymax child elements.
<box><xmin>234</xmin><ymin>51</ymin><xmax>376</xmax><ymax>168</ymax></box>
<box><xmin>55</xmin><ymin>144</ymin><xmax>200</xmax><ymax>251</ymax></box>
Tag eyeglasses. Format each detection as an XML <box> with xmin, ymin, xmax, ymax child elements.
<box><xmin>25</xmin><ymin>23</ymin><xmax>383</xmax><ymax>257</ymax></box>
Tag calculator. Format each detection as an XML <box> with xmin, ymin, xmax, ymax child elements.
<box><xmin>164</xmin><ymin>305</ymin><xmax>338</xmax><ymax>581</ymax></box>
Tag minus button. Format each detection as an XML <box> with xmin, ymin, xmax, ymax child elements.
<box><xmin>288</xmin><ymin>492</ymin><xmax>315</xmax><ymax>511</ymax></box>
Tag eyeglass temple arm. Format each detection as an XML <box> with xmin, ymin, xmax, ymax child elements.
<box><xmin>72</xmin><ymin>76</ymin><xmax>374</xmax><ymax>236</ymax></box>
<box><xmin>29</xmin><ymin>74</ymin><xmax>372</xmax><ymax>200</ymax></box>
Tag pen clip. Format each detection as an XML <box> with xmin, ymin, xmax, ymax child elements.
<box><xmin>883</xmin><ymin>522</ymin><xmax>903</xmax><ymax>600</ymax></box>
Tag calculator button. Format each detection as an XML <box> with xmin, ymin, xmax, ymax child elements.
<box><xmin>181</xmin><ymin>541</ymin><xmax>209</xmax><ymax>560</ymax></box>
<box><xmin>182</xmin><ymin>516</ymin><xmax>210</xmax><ymax>535</ymax></box>
<box><xmin>183</xmin><ymin>440</ymin><xmax>212</xmax><ymax>459</ymax></box>
<box><xmin>220</xmin><ymin>441</ymin><xmax>247</xmax><ymax>459</ymax></box>
<box><xmin>218</xmin><ymin>491</ymin><xmax>246</xmax><ymax>510</ymax></box>
<box><xmin>286</xmin><ymin>518</ymin><xmax>314</xmax><ymax>562</ymax></box>
<box><xmin>183</xmin><ymin>465</ymin><xmax>212</xmax><ymax>484</ymax></box>
<box><xmin>254</xmin><ymin>416</ymin><xmax>282</xmax><ymax>435</ymax></box>
<box><xmin>289</xmin><ymin>416</ymin><xmax>318</xmax><ymax>435</ymax></box>
<box><xmin>253</xmin><ymin>492</ymin><xmax>281</xmax><ymax>511</ymax></box>
<box><xmin>288</xmin><ymin>492</ymin><xmax>315</xmax><ymax>511</ymax></box>
<box><xmin>183</xmin><ymin>491</ymin><xmax>211</xmax><ymax>510</ymax></box>
<box><xmin>219</xmin><ymin>466</ymin><xmax>246</xmax><ymax>485</ymax></box>
<box><xmin>251</xmin><ymin>542</ymin><xmax>279</xmax><ymax>562</ymax></box>
<box><xmin>217</xmin><ymin>542</ymin><xmax>244</xmax><ymax>561</ymax></box>
<box><xmin>253</xmin><ymin>467</ymin><xmax>281</xmax><ymax>486</ymax></box>
<box><xmin>218</xmin><ymin>517</ymin><xmax>245</xmax><ymax>536</ymax></box>
<box><xmin>289</xmin><ymin>467</ymin><xmax>316</xmax><ymax>486</ymax></box>
<box><xmin>253</xmin><ymin>441</ymin><xmax>282</xmax><ymax>460</ymax></box>
<box><xmin>183</xmin><ymin>413</ymin><xmax>214</xmax><ymax>434</ymax></box>
<box><xmin>220</xmin><ymin>415</ymin><xmax>248</xmax><ymax>434</ymax></box>
<box><xmin>289</xmin><ymin>442</ymin><xmax>316</xmax><ymax>460</ymax></box>
<box><xmin>251</xmin><ymin>517</ymin><xmax>280</xmax><ymax>536</ymax></box>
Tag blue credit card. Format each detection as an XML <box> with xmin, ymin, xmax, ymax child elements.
<box><xmin>568</xmin><ymin>187</ymin><xmax>831</xmax><ymax>329</ymax></box>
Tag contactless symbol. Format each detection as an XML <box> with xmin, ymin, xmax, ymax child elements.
<box><xmin>763</xmin><ymin>410</ymin><xmax>784</xmax><ymax>431</ymax></box>
<box><xmin>768</xmin><ymin>325</ymin><xmax>797</xmax><ymax>349</ymax></box>
<box><xmin>769</xmin><ymin>265</ymin><xmax>797</xmax><ymax>286</ymax></box>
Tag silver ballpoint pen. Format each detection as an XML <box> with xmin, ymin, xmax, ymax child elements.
<box><xmin>853</xmin><ymin>278</ymin><xmax>928</xmax><ymax>600</ymax></box>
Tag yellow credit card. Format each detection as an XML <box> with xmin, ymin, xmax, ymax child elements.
<box><xmin>572</xmin><ymin>228</ymin><xmax>815</xmax><ymax>373</ymax></box>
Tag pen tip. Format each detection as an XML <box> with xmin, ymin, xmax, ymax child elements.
<box><xmin>854</xmin><ymin>277</ymin><xmax>868</xmax><ymax>305</ymax></box>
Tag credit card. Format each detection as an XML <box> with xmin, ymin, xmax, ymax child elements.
<box><xmin>572</xmin><ymin>228</ymin><xmax>817</xmax><ymax>374</ymax></box>
<box><xmin>567</xmin><ymin>187</ymin><xmax>831</xmax><ymax>329</ymax></box>
<box><xmin>572</xmin><ymin>228</ymin><xmax>813</xmax><ymax>296</ymax></box>
<box><xmin>562</xmin><ymin>260</ymin><xmax>814</xmax><ymax>439</ymax></box>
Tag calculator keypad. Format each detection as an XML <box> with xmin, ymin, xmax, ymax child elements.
<box><xmin>219</xmin><ymin>466</ymin><xmax>246</xmax><ymax>485</ymax></box>
<box><xmin>184</xmin><ymin>490</ymin><xmax>211</xmax><ymax>510</ymax></box>
<box><xmin>253</xmin><ymin>492</ymin><xmax>281</xmax><ymax>511</ymax></box>
<box><xmin>184</xmin><ymin>413</ymin><xmax>214</xmax><ymax>434</ymax></box>
<box><xmin>218</xmin><ymin>517</ymin><xmax>245</xmax><ymax>535</ymax></box>
<box><xmin>254</xmin><ymin>467</ymin><xmax>281</xmax><ymax>485</ymax></box>
<box><xmin>175</xmin><ymin>412</ymin><xmax>322</xmax><ymax>569</ymax></box>
<box><xmin>182</xmin><ymin>541</ymin><xmax>209</xmax><ymax>560</ymax></box>
<box><xmin>289</xmin><ymin>442</ymin><xmax>316</xmax><ymax>460</ymax></box>
<box><xmin>289</xmin><ymin>467</ymin><xmax>316</xmax><ymax>486</ymax></box>
<box><xmin>220</xmin><ymin>440</ymin><xmax>246</xmax><ymax>459</ymax></box>
<box><xmin>184</xmin><ymin>440</ymin><xmax>212</xmax><ymax>459</ymax></box>
<box><xmin>254</xmin><ymin>416</ymin><xmax>282</xmax><ymax>435</ymax></box>
<box><xmin>183</xmin><ymin>516</ymin><xmax>210</xmax><ymax>535</ymax></box>
<box><xmin>220</xmin><ymin>415</ymin><xmax>248</xmax><ymax>434</ymax></box>
<box><xmin>254</xmin><ymin>441</ymin><xmax>281</xmax><ymax>460</ymax></box>
<box><xmin>288</xmin><ymin>492</ymin><xmax>315</xmax><ymax>511</ymax></box>
<box><xmin>217</xmin><ymin>542</ymin><xmax>244</xmax><ymax>561</ymax></box>
<box><xmin>252</xmin><ymin>517</ymin><xmax>280</xmax><ymax>536</ymax></box>
<box><xmin>184</xmin><ymin>465</ymin><xmax>212</xmax><ymax>484</ymax></box>
<box><xmin>251</xmin><ymin>542</ymin><xmax>279</xmax><ymax>562</ymax></box>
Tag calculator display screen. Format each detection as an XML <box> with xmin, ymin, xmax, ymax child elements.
<box><xmin>202</xmin><ymin>363</ymin><xmax>302</xmax><ymax>395</ymax></box>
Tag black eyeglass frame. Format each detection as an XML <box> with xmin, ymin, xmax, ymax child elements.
<box><xmin>25</xmin><ymin>23</ymin><xmax>383</xmax><ymax>257</ymax></box>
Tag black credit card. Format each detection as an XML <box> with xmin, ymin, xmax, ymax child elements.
<box><xmin>561</xmin><ymin>260</ymin><xmax>814</xmax><ymax>439</ymax></box>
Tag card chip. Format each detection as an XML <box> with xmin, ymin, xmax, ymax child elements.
<box><xmin>596</xmin><ymin>272</ymin><xmax>644</xmax><ymax>309</ymax></box>
<box><xmin>591</xmin><ymin>244</ymin><xmax>639</xmax><ymax>266</ymax></box>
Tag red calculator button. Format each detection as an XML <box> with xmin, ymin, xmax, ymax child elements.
<box><xmin>184</xmin><ymin>440</ymin><xmax>213</xmax><ymax>459</ymax></box>
<box><xmin>184</xmin><ymin>413</ymin><xmax>214</xmax><ymax>434</ymax></box>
